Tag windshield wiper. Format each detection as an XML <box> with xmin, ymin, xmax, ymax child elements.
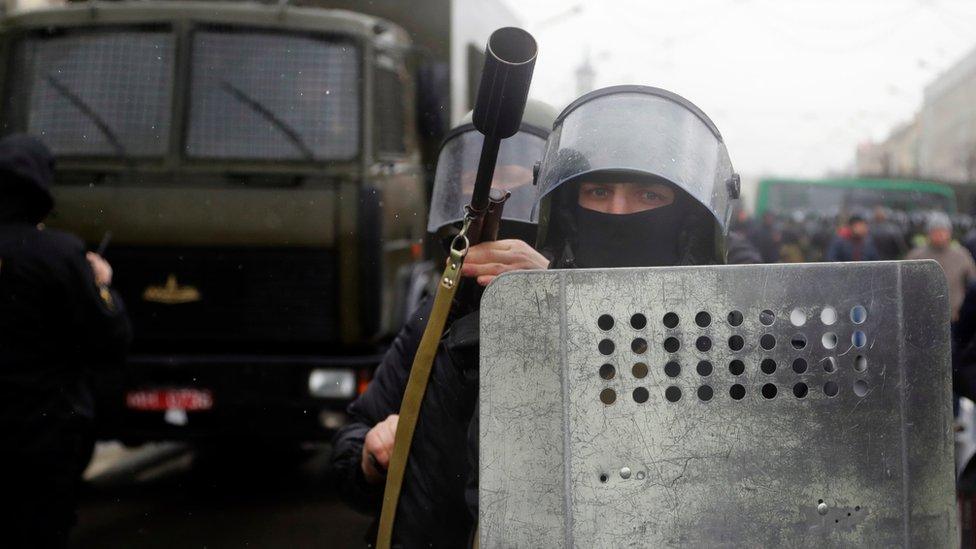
<box><xmin>44</xmin><ymin>73</ymin><xmax>132</xmax><ymax>164</ymax></box>
<box><xmin>219</xmin><ymin>80</ymin><xmax>315</xmax><ymax>162</ymax></box>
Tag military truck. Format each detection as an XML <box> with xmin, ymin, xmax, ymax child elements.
<box><xmin>0</xmin><ymin>0</ymin><xmax>517</xmax><ymax>441</ymax></box>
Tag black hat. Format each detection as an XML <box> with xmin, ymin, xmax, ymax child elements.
<box><xmin>0</xmin><ymin>134</ymin><xmax>55</xmax><ymax>223</ymax></box>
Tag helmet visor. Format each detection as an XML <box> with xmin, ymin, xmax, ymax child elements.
<box><xmin>534</xmin><ymin>89</ymin><xmax>735</xmax><ymax>232</ymax></box>
<box><xmin>427</xmin><ymin>129</ymin><xmax>546</xmax><ymax>233</ymax></box>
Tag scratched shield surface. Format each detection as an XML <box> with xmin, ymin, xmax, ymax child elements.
<box><xmin>479</xmin><ymin>261</ymin><xmax>956</xmax><ymax>548</ymax></box>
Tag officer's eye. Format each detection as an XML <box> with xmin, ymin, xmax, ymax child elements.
<box><xmin>636</xmin><ymin>185</ymin><xmax>674</xmax><ymax>205</ymax></box>
<box><xmin>589</xmin><ymin>187</ymin><xmax>610</xmax><ymax>198</ymax></box>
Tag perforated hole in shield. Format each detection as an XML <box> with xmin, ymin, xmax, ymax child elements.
<box><xmin>823</xmin><ymin>381</ymin><xmax>839</xmax><ymax>397</ymax></box>
<box><xmin>727</xmin><ymin>310</ymin><xmax>743</xmax><ymax>326</ymax></box>
<box><xmin>727</xmin><ymin>334</ymin><xmax>744</xmax><ymax>351</ymax></box>
<box><xmin>695</xmin><ymin>312</ymin><xmax>712</xmax><ymax>327</ymax></box>
<box><xmin>790</xmin><ymin>308</ymin><xmax>807</xmax><ymax>326</ymax></box>
<box><xmin>662</xmin><ymin>312</ymin><xmax>679</xmax><ymax>329</ymax></box>
<box><xmin>696</xmin><ymin>336</ymin><xmax>712</xmax><ymax>352</ymax></box>
<box><xmin>663</xmin><ymin>337</ymin><xmax>680</xmax><ymax>353</ymax></box>
<box><xmin>632</xmin><ymin>338</ymin><xmax>648</xmax><ymax>354</ymax></box>
<box><xmin>821</xmin><ymin>306</ymin><xmax>838</xmax><ymax>326</ymax></box>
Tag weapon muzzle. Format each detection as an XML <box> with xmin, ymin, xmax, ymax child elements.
<box><xmin>472</xmin><ymin>27</ymin><xmax>537</xmax><ymax>140</ymax></box>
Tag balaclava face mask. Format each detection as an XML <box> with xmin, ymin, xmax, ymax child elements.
<box><xmin>572</xmin><ymin>195</ymin><xmax>687</xmax><ymax>268</ymax></box>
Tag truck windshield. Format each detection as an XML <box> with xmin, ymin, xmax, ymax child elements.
<box><xmin>3</xmin><ymin>27</ymin><xmax>174</xmax><ymax>158</ymax></box>
<box><xmin>185</xmin><ymin>27</ymin><xmax>361</xmax><ymax>162</ymax></box>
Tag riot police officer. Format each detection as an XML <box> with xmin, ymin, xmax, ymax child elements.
<box><xmin>330</xmin><ymin>99</ymin><xmax>556</xmax><ymax>547</ymax></box>
<box><xmin>0</xmin><ymin>134</ymin><xmax>132</xmax><ymax>548</ymax></box>
<box><xmin>462</xmin><ymin>85</ymin><xmax>739</xmax><ymax>525</ymax></box>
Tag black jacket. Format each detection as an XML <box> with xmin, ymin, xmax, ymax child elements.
<box><xmin>871</xmin><ymin>222</ymin><xmax>908</xmax><ymax>260</ymax></box>
<box><xmin>826</xmin><ymin>235</ymin><xmax>880</xmax><ymax>262</ymax></box>
<box><xmin>0</xmin><ymin>223</ymin><xmax>132</xmax><ymax>454</ymax></box>
<box><xmin>726</xmin><ymin>231</ymin><xmax>763</xmax><ymax>264</ymax></box>
<box><xmin>954</xmin><ymin>282</ymin><xmax>976</xmax><ymax>401</ymax></box>
<box><xmin>331</xmin><ymin>297</ymin><xmax>479</xmax><ymax>548</ymax></box>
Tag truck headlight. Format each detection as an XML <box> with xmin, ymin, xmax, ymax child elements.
<box><xmin>308</xmin><ymin>369</ymin><xmax>356</xmax><ymax>398</ymax></box>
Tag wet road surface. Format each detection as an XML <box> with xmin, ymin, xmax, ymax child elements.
<box><xmin>71</xmin><ymin>442</ymin><xmax>371</xmax><ymax>548</ymax></box>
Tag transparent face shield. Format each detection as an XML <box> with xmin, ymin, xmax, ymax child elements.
<box><xmin>427</xmin><ymin>128</ymin><xmax>547</xmax><ymax>234</ymax></box>
<box><xmin>534</xmin><ymin>89</ymin><xmax>737</xmax><ymax>234</ymax></box>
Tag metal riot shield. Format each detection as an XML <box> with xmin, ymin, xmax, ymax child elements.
<box><xmin>479</xmin><ymin>261</ymin><xmax>956</xmax><ymax>547</ymax></box>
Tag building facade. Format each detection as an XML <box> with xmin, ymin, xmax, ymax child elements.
<box><xmin>3</xmin><ymin>0</ymin><xmax>64</xmax><ymax>15</ymax></box>
<box><xmin>858</xmin><ymin>44</ymin><xmax>976</xmax><ymax>185</ymax></box>
<box><xmin>918</xmin><ymin>46</ymin><xmax>976</xmax><ymax>184</ymax></box>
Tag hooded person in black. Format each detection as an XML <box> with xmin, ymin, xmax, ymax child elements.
<box><xmin>0</xmin><ymin>135</ymin><xmax>55</xmax><ymax>223</ymax></box>
<box><xmin>0</xmin><ymin>134</ymin><xmax>132</xmax><ymax>548</ymax></box>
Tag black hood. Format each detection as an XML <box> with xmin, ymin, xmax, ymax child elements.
<box><xmin>0</xmin><ymin>134</ymin><xmax>55</xmax><ymax>224</ymax></box>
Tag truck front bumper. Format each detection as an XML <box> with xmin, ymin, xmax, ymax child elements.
<box><xmin>92</xmin><ymin>353</ymin><xmax>382</xmax><ymax>443</ymax></box>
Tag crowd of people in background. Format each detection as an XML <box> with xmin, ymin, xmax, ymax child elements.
<box><xmin>731</xmin><ymin>205</ymin><xmax>976</xmax><ymax>267</ymax></box>
<box><xmin>734</xmin><ymin>204</ymin><xmax>976</xmax><ymax>432</ymax></box>
<box><xmin>733</xmin><ymin>204</ymin><xmax>976</xmax><ymax>321</ymax></box>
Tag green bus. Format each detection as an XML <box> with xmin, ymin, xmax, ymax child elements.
<box><xmin>754</xmin><ymin>177</ymin><xmax>957</xmax><ymax>217</ymax></box>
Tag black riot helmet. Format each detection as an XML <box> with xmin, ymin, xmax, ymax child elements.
<box><xmin>534</xmin><ymin>85</ymin><xmax>740</xmax><ymax>267</ymax></box>
<box><xmin>427</xmin><ymin>98</ymin><xmax>558</xmax><ymax>250</ymax></box>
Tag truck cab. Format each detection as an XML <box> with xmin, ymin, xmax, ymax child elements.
<box><xmin>0</xmin><ymin>1</ymin><xmax>429</xmax><ymax>441</ymax></box>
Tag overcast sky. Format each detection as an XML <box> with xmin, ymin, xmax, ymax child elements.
<box><xmin>508</xmin><ymin>0</ymin><xmax>976</xmax><ymax>179</ymax></box>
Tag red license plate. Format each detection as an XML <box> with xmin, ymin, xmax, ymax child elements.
<box><xmin>126</xmin><ymin>389</ymin><xmax>213</xmax><ymax>411</ymax></box>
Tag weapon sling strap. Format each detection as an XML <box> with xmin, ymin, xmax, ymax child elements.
<box><xmin>376</xmin><ymin>225</ymin><xmax>470</xmax><ymax>549</ymax></box>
